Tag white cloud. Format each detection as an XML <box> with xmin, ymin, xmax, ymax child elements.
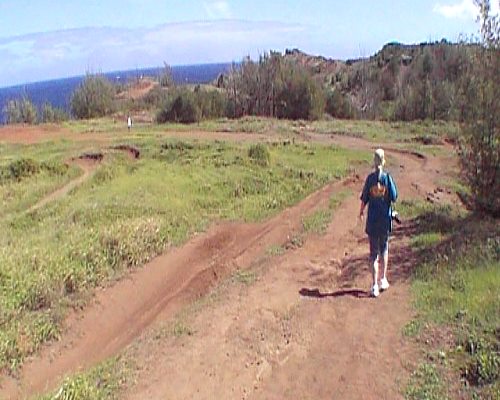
<box><xmin>0</xmin><ymin>20</ymin><xmax>306</xmax><ymax>87</ymax></box>
<box><xmin>433</xmin><ymin>0</ymin><xmax>499</xmax><ymax>19</ymax></box>
<box><xmin>203</xmin><ymin>1</ymin><xmax>232</xmax><ymax>19</ymax></box>
<box><xmin>433</xmin><ymin>0</ymin><xmax>478</xmax><ymax>19</ymax></box>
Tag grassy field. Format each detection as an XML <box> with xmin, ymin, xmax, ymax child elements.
<box><xmin>0</xmin><ymin>117</ymin><xmax>469</xmax><ymax>399</ymax></box>
<box><xmin>63</xmin><ymin>116</ymin><xmax>459</xmax><ymax>145</ymax></box>
<box><xmin>402</xmin><ymin>200</ymin><xmax>500</xmax><ymax>400</ymax></box>
<box><xmin>0</xmin><ymin>130</ymin><xmax>370</xmax><ymax>374</ymax></box>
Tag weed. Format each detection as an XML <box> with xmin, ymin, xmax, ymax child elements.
<box><xmin>302</xmin><ymin>209</ymin><xmax>331</xmax><ymax>234</ymax></box>
<box><xmin>38</xmin><ymin>357</ymin><xmax>129</xmax><ymax>400</ymax></box>
<box><xmin>172</xmin><ymin>322</ymin><xmax>194</xmax><ymax>337</ymax></box>
<box><xmin>234</xmin><ymin>269</ymin><xmax>257</xmax><ymax>285</ymax></box>
<box><xmin>266</xmin><ymin>245</ymin><xmax>285</xmax><ymax>256</ymax></box>
<box><xmin>403</xmin><ymin>319</ymin><xmax>422</xmax><ymax>337</ymax></box>
<box><xmin>329</xmin><ymin>189</ymin><xmax>351</xmax><ymax>210</ymax></box>
<box><xmin>405</xmin><ymin>363</ymin><xmax>448</xmax><ymax>400</ymax></box>
<box><xmin>248</xmin><ymin>143</ymin><xmax>271</xmax><ymax>166</ymax></box>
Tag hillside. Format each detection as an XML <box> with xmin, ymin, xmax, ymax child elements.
<box><xmin>281</xmin><ymin>40</ymin><xmax>465</xmax><ymax>120</ymax></box>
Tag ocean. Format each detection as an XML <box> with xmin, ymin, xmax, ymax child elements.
<box><xmin>0</xmin><ymin>63</ymin><xmax>231</xmax><ymax>123</ymax></box>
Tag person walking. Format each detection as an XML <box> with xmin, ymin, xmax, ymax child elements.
<box><xmin>359</xmin><ymin>148</ymin><xmax>398</xmax><ymax>298</ymax></box>
<box><xmin>127</xmin><ymin>115</ymin><xmax>132</xmax><ymax>131</ymax></box>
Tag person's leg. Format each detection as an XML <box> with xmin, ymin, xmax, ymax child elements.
<box><xmin>379</xmin><ymin>234</ymin><xmax>390</xmax><ymax>290</ymax></box>
<box><xmin>369</xmin><ymin>235</ymin><xmax>380</xmax><ymax>296</ymax></box>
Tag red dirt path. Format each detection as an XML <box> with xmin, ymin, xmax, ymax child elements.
<box><xmin>0</xmin><ymin>127</ymin><xmax>457</xmax><ymax>399</ymax></box>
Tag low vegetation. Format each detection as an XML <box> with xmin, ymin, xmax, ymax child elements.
<box><xmin>403</xmin><ymin>199</ymin><xmax>499</xmax><ymax>399</ymax></box>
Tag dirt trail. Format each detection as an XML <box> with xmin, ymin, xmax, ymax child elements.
<box><xmin>0</xmin><ymin>131</ymin><xmax>455</xmax><ymax>399</ymax></box>
<box><xmin>27</xmin><ymin>159</ymin><xmax>98</xmax><ymax>213</ymax></box>
<box><xmin>2</xmin><ymin>174</ymin><xmax>349</xmax><ymax>399</ymax></box>
<box><xmin>124</xmin><ymin>147</ymin><xmax>426</xmax><ymax>400</ymax></box>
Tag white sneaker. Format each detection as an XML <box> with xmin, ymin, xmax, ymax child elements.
<box><xmin>371</xmin><ymin>284</ymin><xmax>380</xmax><ymax>298</ymax></box>
<box><xmin>380</xmin><ymin>277</ymin><xmax>390</xmax><ymax>291</ymax></box>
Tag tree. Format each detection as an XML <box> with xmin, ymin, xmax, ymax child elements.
<box><xmin>159</xmin><ymin>62</ymin><xmax>175</xmax><ymax>88</ymax></box>
<box><xmin>458</xmin><ymin>0</ymin><xmax>499</xmax><ymax>216</ymax></box>
<box><xmin>70</xmin><ymin>74</ymin><xmax>115</xmax><ymax>119</ymax></box>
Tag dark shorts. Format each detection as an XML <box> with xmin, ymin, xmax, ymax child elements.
<box><xmin>369</xmin><ymin>233</ymin><xmax>389</xmax><ymax>262</ymax></box>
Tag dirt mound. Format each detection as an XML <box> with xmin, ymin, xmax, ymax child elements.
<box><xmin>115</xmin><ymin>78</ymin><xmax>158</xmax><ymax>100</ymax></box>
<box><xmin>78</xmin><ymin>151</ymin><xmax>104</xmax><ymax>161</ymax></box>
<box><xmin>111</xmin><ymin>144</ymin><xmax>141</xmax><ymax>159</ymax></box>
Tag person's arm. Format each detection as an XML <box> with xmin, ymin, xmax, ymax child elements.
<box><xmin>359</xmin><ymin>201</ymin><xmax>366</xmax><ymax>218</ymax></box>
<box><xmin>388</xmin><ymin>174</ymin><xmax>398</xmax><ymax>203</ymax></box>
<box><xmin>359</xmin><ymin>176</ymin><xmax>370</xmax><ymax>218</ymax></box>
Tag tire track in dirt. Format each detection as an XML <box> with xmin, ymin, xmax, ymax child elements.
<box><xmin>1</xmin><ymin>172</ymin><xmax>352</xmax><ymax>399</ymax></box>
<box><xmin>123</xmin><ymin>147</ymin><xmax>430</xmax><ymax>400</ymax></box>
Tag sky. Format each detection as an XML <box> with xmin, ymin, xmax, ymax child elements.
<box><xmin>0</xmin><ymin>0</ymin><xmax>497</xmax><ymax>88</ymax></box>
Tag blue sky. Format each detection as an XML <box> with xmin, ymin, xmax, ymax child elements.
<box><xmin>0</xmin><ymin>0</ymin><xmax>496</xmax><ymax>87</ymax></box>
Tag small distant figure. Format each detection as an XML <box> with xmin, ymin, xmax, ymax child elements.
<box><xmin>359</xmin><ymin>148</ymin><xmax>398</xmax><ymax>298</ymax></box>
<box><xmin>127</xmin><ymin>115</ymin><xmax>132</xmax><ymax>131</ymax></box>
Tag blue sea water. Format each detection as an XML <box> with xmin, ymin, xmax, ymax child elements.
<box><xmin>0</xmin><ymin>63</ymin><xmax>231</xmax><ymax>123</ymax></box>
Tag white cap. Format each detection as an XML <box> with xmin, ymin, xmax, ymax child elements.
<box><xmin>374</xmin><ymin>148</ymin><xmax>385</xmax><ymax>169</ymax></box>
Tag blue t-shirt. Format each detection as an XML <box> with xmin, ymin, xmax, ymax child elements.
<box><xmin>360</xmin><ymin>170</ymin><xmax>398</xmax><ymax>236</ymax></box>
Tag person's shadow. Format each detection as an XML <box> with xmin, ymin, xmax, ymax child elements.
<box><xmin>299</xmin><ymin>288</ymin><xmax>370</xmax><ymax>299</ymax></box>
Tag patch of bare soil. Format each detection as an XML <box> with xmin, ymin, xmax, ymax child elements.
<box><xmin>0</xmin><ymin>124</ymin><xmax>115</xmax><ymax>144</ymax></box>
<box><xmin>0</xmin><ymin>133</ymin><xmax>456</xmax><ymax>399</ymax></box>
<box><xmin>115</xmin><ymin>78</ymin><xmax>158</xmax><ymax>101</ymax></box>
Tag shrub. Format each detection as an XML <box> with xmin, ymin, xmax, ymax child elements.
<box><xmin>248</xmin><ymin>143</ymin><xmax>271</xmax><ymax>166</ymax></box>
<box><xmin>457</xmin><ymin>1</ymin><xmax>499</xmax><ymax>217</ymax></box>
<box><xmin>3</xmin><ymin>98</ymin><xmax>37</xmax><ymax>124</ymax></box>
<box><xmin>157</xmin><ymin>91</ymin><xmax>200</xmax><ymax>124</ymax></box>
<box><xmin>276</xmin><ymin>64</ymin><xmax>325</xmax><ymax>120</ymax></box>
<box><xmin>41</xmin><ymin>103</ymin><xmax>68</xmax><ymax>123</ymax></box>
<box><xmin>325</xmin><ymin>89</ymin><xmax>355</xmax><ymax>119</ymax></box>
<box><xmin>70</xmin><ymin>74</ymin><xmax>115</xmax><ymax>119</ymax></box>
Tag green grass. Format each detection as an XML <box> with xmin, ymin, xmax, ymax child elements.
<box><xmin>266</xmin><ymin>244</ymin><xmax>285</xmax><ymax>256</ymax></box>
<box><xmin>404</xmin><ymin>201</ymin><xmax>500</xmax><ymax>399</ymax></box>
<box><xmin>302</xmin><ymin>209</ymin><xmax>332</xmax><ymax>234</ymax></box>
<box><xmin>63</xmin><ymin>116</ymin><xmax>459</xmax><ymax>145</ymax></box>
<box><xmin>0</xmin><ymin>136</ymin><xmax>369</xmax><ymax>373</ymax></box>
<box><xmin>233</xmin><ymin>269</ymin><xmax>257</xmax><ymax>285</ymax></box>
<box><xmin>405</xmin><ymin>362</ymin><xmax>449</xmax><ymax>400</ymax></box>
<box><xmin>37</xmin><ymin>357</ymin><xmax>130</xmax><ymax>400</ymax></box>
<box><xmin>329</xmin><ymin>189</ymin><xmax>352</xmax><ymax>210</ymax></box>
<box><xmin>171</xmin><ymin>321</ymin><xmax>194</xmax><ymax>337</ymax></box>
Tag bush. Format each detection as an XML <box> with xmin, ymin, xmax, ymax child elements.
<box><xmin>156</xmin><ymin>91</ymin><xmax>200</xmax><ymax>124</ymax></box>
<box><xmin>195</xmin><ymin>88</ymin><xmax>228</xmax><ymax>120</ymax></box>
<box><xmin>41</xmin><ymin>103</ymin><xmax>68</xmax><ymax>123</ymax></box>
<box><xmin>2</xmin><ymin>158</ymin><xmax>40</xmax><ymax>181</ymax></box>
<box><xmin>70</xmin><ymin>74</ymin><xmax>115</xmax><ymax>119</ymax></box>
<box><xmin>3</xmin><ymin>98</ymin><xmax>37</xmax><ymax>124</ymax></box>
<box><xmin>325</xmin><ymin>89</ymin><xmax>355</xmax><ymax>119</ymax></box>
<box><xmin>276</xmin><ymin>64</ymin><xmax>325</xmax><ymax>120</ymax></box>
<box><xmin>458</xmin><ymin>2</ymin><xmax>499</xmax><ymax>217</ymax></box>
<box><xmin>248</xmin><ymin>143</ymin><xmax>271</xmax><ymax>166</ymax></box>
